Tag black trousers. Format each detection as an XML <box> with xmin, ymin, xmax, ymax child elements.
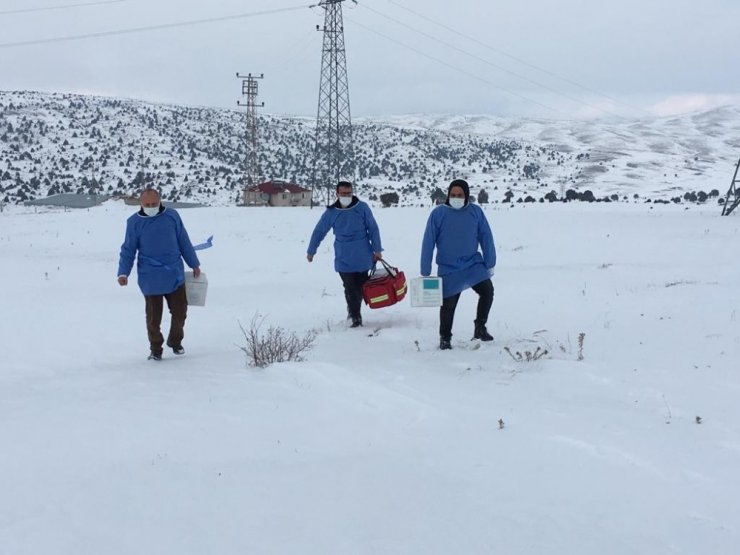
<box><xmin>339</xmin><ymin>271</ymin><xmax>370</xmax><ymax>319</ymax></box>
<box><xmin>439</xmin><ymin>278</ymin><xmax>494</xmax><ymax>339</ymax></box>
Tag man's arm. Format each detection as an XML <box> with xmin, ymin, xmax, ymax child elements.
<box><xmin>420</xmin><ymin>212</ymin><xmax>437</xmax><ymax>276</ymax></box>
<box><xmin>306</xmin><ymin>210</ymin><xmax>332</xmax><ymax>261</ymax></box>
<box><xmin>175</xmin><ymin>213</ymin><xmax>201</xmax><ymax>271</ymax></box>
<box><xmin>363</xmin><ymin>204</ymin><xmax>383</xmax><ymax>257</ymax></box>
<box><xmin>117</xmin><ymin>220</ymin><xmax>137</xmax><ymax>285</ymax></box>
<box><xmin>477</xmin><ymin>209</ymin><xmax>496</xmax><ymax>269</ymax></box>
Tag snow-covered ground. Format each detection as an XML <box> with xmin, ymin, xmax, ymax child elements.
<box><xmin>1</xmin><ymin>201</ymin><xmax>739</xmax><ymax>554</ymax></box>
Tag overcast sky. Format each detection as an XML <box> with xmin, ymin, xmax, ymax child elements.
<box><xmin>1</xmin><ymin>0</ymin><xmax>739</xmax><ymax>120</ymax></box>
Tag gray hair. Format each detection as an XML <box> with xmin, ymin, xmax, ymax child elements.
<box><xmin>140</xmin><ymin>187</ymin><xmax>160</xmax><ymax>199</ymax></box>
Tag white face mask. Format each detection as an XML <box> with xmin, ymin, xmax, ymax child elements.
<box><xmin>338</xmin><ymin>196</ymin><xmax>353</xmax><ymax>207</ymax></box>
<box><xmin>449</xmin><ymin>198</ymin><xmax>465</xmax><ymax>209</ymax></box>
<box><xmin>143</xmin><ymin>205</ymin><xmax>160</xmax><ymax>217</ymax></box>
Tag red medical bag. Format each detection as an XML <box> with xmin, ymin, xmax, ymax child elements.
<box><xmin>362</xmin><ymin>259</ymin><xmax>407</xmax><ymax>309</ymax></box>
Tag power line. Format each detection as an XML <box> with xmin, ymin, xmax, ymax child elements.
<box><xmin>359</xmin><ymin>2</ymin><xmax>625</xmax><ymax>119</ymax></box>
<box><xmin>269</xmin><ymin>29</ymin><xmax>318</xmax><ymax>72</ymax></box>
<box><xmin>381</xmin><ymin>0</ymin><xmax>649</xmax><ymax>117</ymax></box>
<box><xmin>345</xmin><ymin>16</ymin><xmax>570</xmax><ymax>118</ymax></box>
<box><xmin>0</xmin><ymin>4</ymin><xmax>310</xmax><ymax>49</ymax></box>
<box><xmin>358</xmin><ymin>0</ymin><xmax>699</xmax><ymax>176</ymax></box>
<box><xmin>0</xmin><ymin>0</ymin><xmax>125</xmax><ymax>16</ymax></box>
<box><xmin>351</xmin><ymin>9</ymin><xmax>695</xmax><ymax>177</ymax></box>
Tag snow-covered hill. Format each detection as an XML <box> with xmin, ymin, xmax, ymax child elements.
<box><xmin>1</xmin><ymin>90</ymin><xmax>738</xmax><ymax>207</ymax></box>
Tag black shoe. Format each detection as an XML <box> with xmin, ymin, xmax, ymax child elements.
<box><xmin>350</xmin><ymin>316</ymin><xmax>363</xmax><ymax>328</ymax></box>
<box><xmin>172</xmin><ymin>346</ymin><xmax>185</xmax><ymax>355</ymax></box>
<box><xmin>148</xmin><ymin>352</ymin><xmax>162</xmax><ymax>361</ymax></box>
<box><xmin>439</xmin><ymin>337</ymin><xmax>452</xmax><ymax>350</ymax></box>
<box><xmin>473</xmin><ymin>322</ymin><xmax>494</xmax><ymax>341</ymax></box>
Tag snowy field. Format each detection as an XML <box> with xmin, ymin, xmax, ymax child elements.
<box><xmin>1</xmin><ymin>200</ymin><xmax>739</xmax><ymax>554</ymax></box>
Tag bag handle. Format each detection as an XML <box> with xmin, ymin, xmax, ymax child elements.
<box><xmin>369</xmin><ymin>258</ymin><xmax>397</xmax><ymax>278</ymax></box>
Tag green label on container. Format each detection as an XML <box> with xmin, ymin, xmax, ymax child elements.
<box><xmin>423</xmin><ymin>279</ymin><xmax>440</xmax><ymax>290</ymax></box>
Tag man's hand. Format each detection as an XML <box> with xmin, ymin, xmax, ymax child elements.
<box><xmin>193</xmin><ymin>266</ymin><xmax>201</xmax><ymax>278</ymax></box>
<box><xmin>373</xmin><ymin>252</ymin><xmax>383</xmax><ymax>262</ymax></box>
<box><xmin>306</xmin><ymin>254</ymin><xmax>314</xmax><ymax>262</ymax></box>
<box><xmin>117</xmin><ymin>275</ymin><xmax>128</xmax><ymax>286</ymax></box>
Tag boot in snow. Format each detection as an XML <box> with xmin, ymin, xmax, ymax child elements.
<box><xmin>473</xmin><ymin>321</ymin><xmax>493</xmax><ymax>341</ymax></box>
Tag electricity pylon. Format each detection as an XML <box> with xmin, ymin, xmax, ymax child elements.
<box><xmin>721</xmin><ymin>158</ymin><xmax>740</xmax><ymax>216</ymax></box>
<box><xmin>311</xmin><ymin>0</ymin><xmax>356</xmax><ymax>207</ymax></box>
<box><xmin>236</xmin><ymin>72</ymin><xmax>264</xmax><ymax>205</ymax></box>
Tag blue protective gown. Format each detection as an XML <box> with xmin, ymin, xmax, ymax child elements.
<box><xmin>307</xmin><ymin>198</ymin><xmax>383</xmax><ymax>273</ymax></box>
<box><xmin>420</xmin><ymin>203</ymin><xmax>496</xmax><ymax>298</ymax></box>
<box><xmin>117</xmin><ymin>207</ymin><xmax>200</xmax><ymax>296</ymax></box>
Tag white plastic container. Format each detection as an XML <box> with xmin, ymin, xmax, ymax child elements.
<box><xmin>185</xmin><ymin>271</ymin><xmax>208</xmax><ymax>307</ymax></box>
<box><xmin>409</xmin><ymin>276</ymin><xmax>443</xmax><ymax>307</ymax></box>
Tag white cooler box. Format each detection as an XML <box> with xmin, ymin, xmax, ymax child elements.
<box><xmin>185</xmin><ymin>271</ymin><xmax>208</xmax><ymax>307</ymax></box>
<box><xmin>409</xmin><ymin>276</ymin><xmax>443</xmax><ymax>307</ymax></box>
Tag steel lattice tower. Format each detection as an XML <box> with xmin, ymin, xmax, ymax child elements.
<box><xmin>311</xmin><ymin>0</ymin><xmax>356</xmax><ymax>207</ymax></box>
<box><xmin>721</xmin><ymin>158</ymin><xmax>740</xmax><ymax>216</ymax></box>
<box><xmin>236</xmin><ymin>72</ymin><xmax>264</xmax><ymax>205</ymax></box>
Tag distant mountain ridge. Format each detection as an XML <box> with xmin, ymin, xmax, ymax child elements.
<box><xmin>1</xmin><ymin>90</ymin><xmax>738</xmax><ymax>206</ymax></box>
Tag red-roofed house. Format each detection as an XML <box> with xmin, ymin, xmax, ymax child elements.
<box><xmin>244</xmin><ymin>180</ymin><xmax>312</xmax><ymax>207</ymax></box>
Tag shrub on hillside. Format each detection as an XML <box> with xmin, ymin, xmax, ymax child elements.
<box><xmin>238</xmin><ymin>315</ymin><xmax>316</xmax><ymax>368</ymax></box>
<box><xmin>380</xmin><ymin>192</ymin><xmax>399</xmax><ymax>207</ymax></box>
